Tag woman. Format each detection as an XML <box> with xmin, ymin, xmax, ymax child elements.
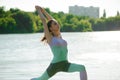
<box><xmin>31</xmin><ymin>5</ymin><xmax>87</xmax><ymax>80</ymax></box>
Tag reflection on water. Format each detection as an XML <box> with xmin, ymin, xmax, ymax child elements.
<box><xmin>0</xmin><ymin>31</ymin><xmax>120</xmax><ymax>80</ymax></box>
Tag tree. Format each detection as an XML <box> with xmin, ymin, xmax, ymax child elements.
<box><xmin>34</xmin><ymin>10</ymin><xmax>38</xmax><ymax>15</ymax></box>
<box><xmin>45</xmin><ymin>8</ymin><xmax>51</xmax><ymax>14</ymax></box>
<box><xmin>117</xmin><ymin>11</ymin><xmax>120</xmax><ymax>16</ymax></box>
<box><xmin>0</xmin><ymin>17</ymin><xmax>16</xmax><ymax>33</ymax></box>
<box><xmin>103</xmin><ymin>9</ymin><xmax>106</xmax><ymax>18</ymax></box>
<box><xmin>0</xmin><ymin>6</ymin><xmax>5</xmax><ymax>18</ymax></box>
<box><xmin>61</xmin><ymin>23</ymin><xmax>75</xmax><ymax>32</ymax></box>
<box><xmin>65</xmin><ymin>14</ymin><xmax>74</xmax><ymax>23</ymax></box>
<box><xmin>12</xmin><ymin>11</ymin><xmax>34</xmax><ymax>33</ymax></box>
<box><xmin>76</xmin><ymin>20</ymin><xmax>92</xmax><ymax>32</ymax></box>
<box><xmin>10</xmin><ymin>8</ymin><xmax>20</xmax><ymax>13</ymax></box>
<box><xmin>93</xmin><ymin>18</ymin><xmax>106</xmax><ymax>31</ymax></box>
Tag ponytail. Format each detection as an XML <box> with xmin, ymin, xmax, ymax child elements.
<box><xmin>41</xmin><ymin>19</ymin><xmax>54</xmax><ymax>42</ymax></box>
<box><xmin>41</xmin><ymin>36</ymin><xmax>46</xmax><ymax>42</ymax></box>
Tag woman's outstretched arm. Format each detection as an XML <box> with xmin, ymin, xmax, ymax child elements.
<box><xmin>35</xmin><ymin>5</ymin><xmax>52</xmax><ymax>43</ymax></box>
<box><xmin>40</xmin><ymin>7</ymin><xmax>53</xmax><ymax>20</ymax></box>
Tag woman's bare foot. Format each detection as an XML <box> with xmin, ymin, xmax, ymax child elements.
<box><xmin>31</xmin><ymin>77</ymin><xmax>39</xmax><ymax>80</ymax></box>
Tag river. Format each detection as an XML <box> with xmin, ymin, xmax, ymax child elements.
<box><xmin>0</xmin><ymin>31</ymin><xmax>120</xmax><ymax>80</ymax></box>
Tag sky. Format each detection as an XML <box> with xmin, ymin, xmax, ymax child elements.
<box><xmin>0</xmin><ymin>0</ymin><xmax>120</xmax><ymax>17</ymax></box>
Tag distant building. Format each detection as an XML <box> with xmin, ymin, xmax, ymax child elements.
<box><xmin>69</xmin><ymin>5</ymin><xmax>99</xmax><ymax>18</ymax></box>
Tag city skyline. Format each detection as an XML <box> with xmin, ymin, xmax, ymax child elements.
<box><xmin>0</xmin><ymin>0</ymin><xmax>120</xmax><ymax>17</ymax></box>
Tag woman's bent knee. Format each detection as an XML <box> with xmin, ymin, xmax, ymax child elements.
<box><xmin>80</xmin><ymin>65</ymin><xmax>86</xmax><ymax>71</ymax></box>
<box><xmin>68</xmin><ymin>63</ymin><xmax>86</xmax><ymax>72</ymax></box>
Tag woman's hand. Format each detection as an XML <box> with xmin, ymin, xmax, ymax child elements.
<box><xmin>35</xmin><ymin>5</ymin><xmax>53</xmax><ymax>20</ymax></box>
<box><xmin>35</xmin><ymin>5</ymin><xmax>46</xmax><ymax>20</ymax></box>
<box><xmin>35</xmin><ymin>5</ymin><xmax>44</xmax><ymax>13</ymax></box>
<box><xmin>35</xmin><ymin>6</ymin><xmax>41</xmax><ymax>11</ymax></box>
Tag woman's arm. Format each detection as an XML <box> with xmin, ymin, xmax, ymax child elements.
<box><xmin>35</xmin><ymin>6</ymin><xmax>52</xmax><ymax>43</ymax></box>
<box><xmin>40</xmin><ymin>7</ymin><xmax>53</xmax><ymax>20</ymax></box>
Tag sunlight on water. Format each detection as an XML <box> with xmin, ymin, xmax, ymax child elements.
<box><xmin>79</xmin><ymin>52</ymin><xmax>120</xmax><ymax>61</ymax></box>
<box><xmin>91</xmin><ymin>31</ymin><xmax>120</xmax><ymax>41</ymax></box>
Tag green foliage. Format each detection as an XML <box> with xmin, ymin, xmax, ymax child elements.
<box><xmin>0</xmin><ymin>6</ymin><xmax>6</xmax><ymax>18</ymax></box>
<box><xmin>103</xmin><ymin>9</ymin><xmax>106</xmax><ymax>18</ymax></box>
<box><xmin>0</xmin><ymin>17</ymin><xmax>16</xmax><ymax>33</ymax></box>
<box><xmin>117</xmin><ymin>11</ymin><xmax>119</xmax><ymax>16</ymax></box>
<box><xmin>95</xmin><ymin>18</ymin><xmax>105</xmax><ymax>30</ymax></box>
<box><xmin>12</xmin><ymin>11</ymin><xmax>35</xmax><ymax>33</ymax></box>
<box><xmin>33</xmin><ymin>14</ymin><xmax>43</xmax><ymax>32</ymax></box>
<box><xmin>92</xmin><ymin>16</ymin><xmax>120</xmax><ymax>31</ymax></box>
<box><xmin>61</xmin><ymin>23</ymin><xmax>75</xmax><ymax>32</ymax></box>
<box><xmin>0</xmin><ymin>6</ymin><xmax>120</xmax><ymax>34</ymax></box>
<box><xmin>76</xmin><ymin>20</ymin><xmax>92</xmax><ymax>32</ymax></box>
<box><xmin>65</xmin><ymin>14</ymin><xmax>74</xmax><ymax>23</ymax></box>
<box><xmin>10</xmin><ymin>8</ymin><xmax>20</xmax><ymax>13</ymax></box>
<box><xmin>45</xmin><ymin>8</ymin><xmax>51</xmax><ymax>14</ymax></box>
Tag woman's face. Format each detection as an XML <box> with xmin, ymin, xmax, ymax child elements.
<box><xmin>50</xmin><ymin>20</ymin><xmax>60</xmax><ymax>32</ymax></box>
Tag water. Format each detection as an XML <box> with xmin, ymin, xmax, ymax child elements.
<box><xmin>0</xmin><ymin>31</ymin><xmax>120</xmax><ymax>80</ymax></box>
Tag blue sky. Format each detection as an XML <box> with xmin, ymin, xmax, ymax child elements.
<box><xmin>0</xmin><ymin>0</ymin><xmax>120</xmax><ymax>17</ymax></box>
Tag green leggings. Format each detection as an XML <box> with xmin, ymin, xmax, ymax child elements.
<box><xmin>38</xmin><ymin>60</ymin><xmax>86</xmax><ymax>80</ymax></box>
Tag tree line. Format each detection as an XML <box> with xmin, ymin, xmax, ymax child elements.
<box><xmin>0</xmin><ymin>6</ymin><xmax>120</xmax><ymax>33</ymax></box>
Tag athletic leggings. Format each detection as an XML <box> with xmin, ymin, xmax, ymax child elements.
<box><xmin>38</xmin><ymin>60</ymin><xmax>86</xmax><ymax>80</ymax></box>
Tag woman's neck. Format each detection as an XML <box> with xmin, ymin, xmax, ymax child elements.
<box><xmin>52</xmin><ymin>31</ymin><xmax>61</xmax><ymax>38</ymax></box>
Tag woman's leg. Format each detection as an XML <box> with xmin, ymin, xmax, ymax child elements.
<box><xmin>38</xmin><ymin>71</ymin><xmax>50</xmax><ymax>80</ymax></box>
<box><xmin>31</xmin><ymin>71</ymin><xmax>50</xmax><ymax>80</ymax></box>
<box><xmin>31</xmin><ymin>62</ymin><xmax>59</xmax><ymax>80</ymax></box>
<box><xmin>68</xmin><ymin>63</ymin><xmax>87</xmax><ymax>80</ymax></box>
<box><xmin>80</xmin><ymin>70</ymin><xmax>87</xmax><ymax>80</ymax></box>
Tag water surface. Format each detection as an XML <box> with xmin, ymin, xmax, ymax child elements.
<box><xmin>0</xmin><ymin>31</ymin><xmax>120</xmax><ymax>80</ymax></box>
